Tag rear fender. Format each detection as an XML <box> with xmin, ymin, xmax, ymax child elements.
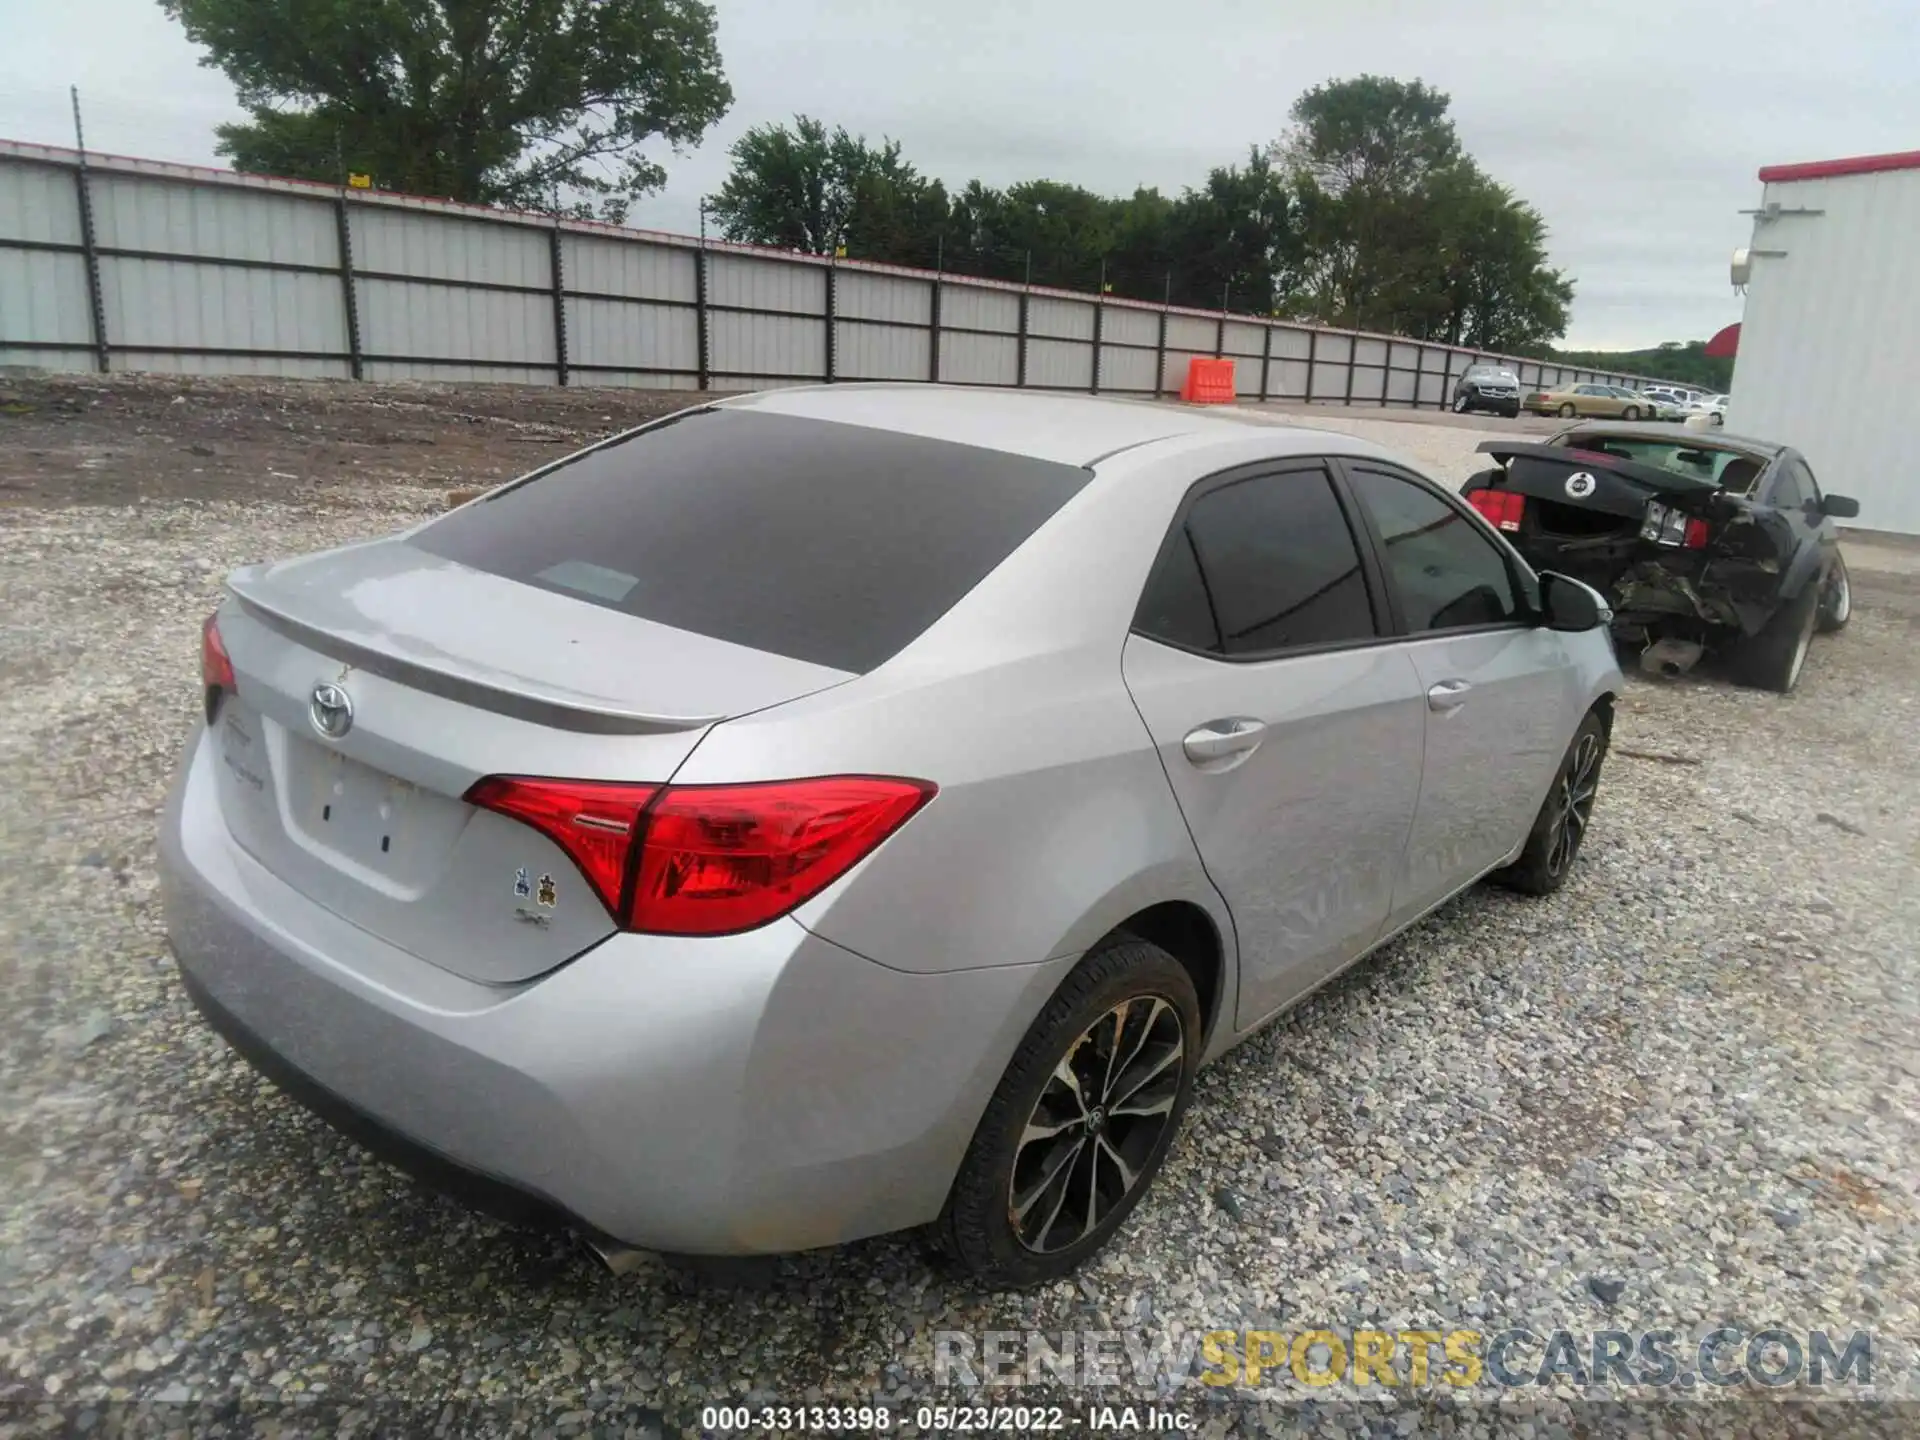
<box><xmin>1778</xmin><ymin>535</ymin><xmax>1827</xmax><ymax>602</ymax></box>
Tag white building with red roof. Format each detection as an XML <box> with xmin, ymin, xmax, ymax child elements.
<box><xmin>1728</xmin><ymin>148</ymin><xmax>1920</xmax><ymax>535</ymax></box>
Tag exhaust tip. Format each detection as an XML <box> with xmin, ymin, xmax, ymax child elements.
<box><xmin>1640</xmin><ymin>638</ymin><xmax>1706</xmax><ymax>679</ymax></box>
<box><xmin>583</xmin><ymin>1233</ymin><xmax>654</xmax><ymax>1278</ymax></box>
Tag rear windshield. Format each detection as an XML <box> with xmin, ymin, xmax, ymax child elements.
<box><xmin>410</xmin><ymin>407</ymin><xmax>1093</xmax><ymax>673</ymax></box>
<box><xmin>1564</xmin><ymin>437</ymin><xmax>1764</xmax><ymax>489</ymax></box>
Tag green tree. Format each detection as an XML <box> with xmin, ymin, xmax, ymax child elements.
<box><xmin>1280</xmin><ymin>74</ymin><xmax>1461</xmax><ymax>197</ymax></box>
<box><xmin>1551</xmin><ymin>341</ymin><xmax>1731</xmax><ymax>390</ymax></box>
<box><xmin>1277</xmin><ymin>75</ymin><xmax>1463</xmax><ymax>324</ymax></box>
<box><xmin>943</xmin><ymin>179</ymin><xmax>1116</xmax><ymax>290</ymax></box>
<box><xmin>710</xmin><ymin>74</ymin><xmax>1575</xmax><ymax>351</ymax></box>
<box><xmin>1403</xmin><ymin>162</ymin><xmax>1574</xmax><ymax>352</ymax></box>
<box><xmin>159</xmin><ymin>0</ymin><xmax>731</xmax><ymax>221</ymax></box>
<box><xmin>845</xmin><ymin>161</ymin><xmax>950</xmax><ymax>271</ymax></box>
<box><xmin>709</xmin><ymin>115</ymin><xmax>949</xmax><ymax>264</ymax></box>
<box><xmin>1163</xmin><ymin>149</ymin><xmax>1302</xmax><ymax>313</ymax></box>
<box><xmin>1272</xmin><ymin>75</ymin><xmax>1571</xmax><ymax>349</ymax></box>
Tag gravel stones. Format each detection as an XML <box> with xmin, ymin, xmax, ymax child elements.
<box><xmin>3</xmin><ymin>376</ymin><xmax>1917</xmax><ymax>1429</ymax></box>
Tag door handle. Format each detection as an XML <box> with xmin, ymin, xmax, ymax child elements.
<box><xmin>1427</xmin><ymin>679</ymin><xmax>1472</xmax><ymax>713</ymax></box>
<box><xmin>1182</xmin><ymin>718</ymin><xmax>1267</xmax><ymax>769</ymax></box>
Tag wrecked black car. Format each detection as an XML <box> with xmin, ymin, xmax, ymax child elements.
<box><xmin>1461</xmin><ymin>424</ymin><xmax>1858</xmax><ymax>693</ymax></box>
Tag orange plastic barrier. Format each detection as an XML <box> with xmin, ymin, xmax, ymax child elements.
<box><xmin>1180</xmin><ymin>356</ymin><xmax>1236</xmax><ymax>404</ymax></box>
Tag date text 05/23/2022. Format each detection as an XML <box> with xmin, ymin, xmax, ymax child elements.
<box><xmin>699</xmin><ymin>1404</ymin><xmax>1195</xmax><ymax>1432</ymax></box>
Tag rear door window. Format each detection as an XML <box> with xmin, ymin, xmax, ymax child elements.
<box><xmin>1133</xmin><ymin>466</ymin><xmax>1377</xmax><ymax>656</ymax></box>
<box><xmin>411</xmin><ymin>408</ymin><xmax>1093</xmax><ymax>674</ymax></box>
<box><xmin>1346</xmin><ymin>466</ymin><xmax>1523</xmax><ymax>632</ymax></box>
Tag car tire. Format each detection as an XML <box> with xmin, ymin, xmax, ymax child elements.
<box><xmin>1731</xmin><ymin>577</ymin><xmax>1821</xmax><ymax>693</ymax></box>
<box><xmin>932</xmin><ymin>935</ymin><xmax>1201</xmax><ymax>1288</ymax></box>
<box><xmin>1501</xmin><ymin>405</ymin><xmax>1520</xmax><ymax>419</ymax></box>
<box><xmin>1558</xmin><ymin>402</ymin><xmax>1578</xmax><ymax>418</ymax></box>
<box><xmin>1453</xmin><ymin>393</ymin><xmax>1472</xmax><ymax>414</ymax></box>
<box><xmin>1622</xmin><ymin>405</ymin><xmax>1641</xmax><ymax>421</ymax></box>
<box><xmin>1817</xmin><ymin>553</ymin><xmax>1852</xmax><ymax>634</ymax></box>
<box><xmin>1493</xmin><ymin>709</ymin><xmax>1608</xmax><ymax>897</ymax></box>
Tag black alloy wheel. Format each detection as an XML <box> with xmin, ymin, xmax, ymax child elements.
<box><xmin>1544</xmin><ymin>727</ymin><xmax>1604</xmax><ymax>881</ymax></box>
<box><xmin>1008</xmin><ymin>995</ymin><xmax>1185</xmax><ymax>1254</ymax></box>
<box><xmin>1495</xmin><ymin>709</ymin><xmax>1609</xmax><ymax>896</ymax></box>
<box><xmin>933</xmin><ymin>936</ymin><xmax>1201</xmax><ymax>1287</ymax></box>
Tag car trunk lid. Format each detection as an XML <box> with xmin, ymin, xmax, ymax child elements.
<box><xmin>209</xmin><ymin>538</ymin><xmax>854</xmax><ymax>984</ymax></box>
<box><xmin>1476</xmin><ymin>441</ymin><xmax>1723</xmax><ymax>523</ymax></box>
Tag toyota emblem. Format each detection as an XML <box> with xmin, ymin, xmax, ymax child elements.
<box><xmin>309</xmin><ymin>681</ymin><xmax>354</xmax><ymax>740</ymax></box>
<box><xmin>1564</xmin><ymin>471</ymin><xmax>1598</xmax><ymax>499</ymax></box>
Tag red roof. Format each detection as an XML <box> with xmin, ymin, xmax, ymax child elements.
<box><xmin>1758</xmin><ymin>149</ymin><xmax>1920</xmax><ymax>184</ymax></box>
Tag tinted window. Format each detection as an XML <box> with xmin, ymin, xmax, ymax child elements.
<box><xmin>1348</xmin><ymin>467</ymin><xmax>1522</xmax><ymax>632</ymax></box>
<box><xmin>411</xmin><ymin>408</ymin><xmax>1093</xmax><ymax>673</ymax></box>
<box><xmin>1782</xmin><ymin>458</ymin><xmax>1820</xmax><ymax>506</ymax></box>
<box><xmin>1133</xmin><ymin>527</ymin><xmax>1220</xmax><ymax>652</ymax></box>
<box><xmin>1134</xmin><ymin>468</ymin><xmax>1375</xmax><ymax>655</ymax></box>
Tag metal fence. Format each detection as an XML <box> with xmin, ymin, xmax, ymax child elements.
<box><xmin>1</xmin><ymin>137</ymin><xmax>1669</xmax><ymax>404</ymax></box>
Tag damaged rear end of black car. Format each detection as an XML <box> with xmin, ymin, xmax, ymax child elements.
<box><xmin>1460</xmin><ymin>426</ymin><xmax>1857</xmax><ymax>693</ymax></box>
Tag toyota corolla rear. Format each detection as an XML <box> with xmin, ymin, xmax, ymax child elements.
<box><xmin>160</xmin><ymin>399</ymin><xmax>1170</xmax><ymax>1255</ymax></box>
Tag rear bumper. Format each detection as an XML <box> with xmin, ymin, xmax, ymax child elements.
<box><xmin>160</xmin><ymin>724</ymin><xmax>1073</xmax><ymax>1254</ymax></box>
<box><xmin>178</xmin><ymin>966</ymin><xmax>577</xmax><ymax>1233</ymax></box>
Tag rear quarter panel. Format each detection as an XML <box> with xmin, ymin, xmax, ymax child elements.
<box><xmin>661</xmin><ymin>436</ymin><xmax>1247</xmax><ymax>989</ymax></box>
<box><xmin>675</xmin><ymin>641</ymin><xmax>1229</xmax><ymax>981</ymax></box>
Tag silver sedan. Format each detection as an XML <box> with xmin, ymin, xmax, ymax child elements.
<box><xmin>162</xmin><ymin>385</ymin><xmax>1622</xmax><ymax>1287</ymax></box>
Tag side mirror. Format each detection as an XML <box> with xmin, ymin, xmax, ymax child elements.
<box><xmin>1821</xmin><ymin>494</ymin><xmax>1860</xmax><ymax>520</ymax></box>
<box><xmin>1537</xmin><ymin>571</ymin><xmax>1609</xmax><ymax>632</ymax></box>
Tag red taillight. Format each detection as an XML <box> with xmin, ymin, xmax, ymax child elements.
<box><xmin>465</xmin><ymin>777</ymin><xmax>658</xmax><ymax>918</ymax></box>
<box><xmin>631</xmin><ymin>777</ymin><xmax>935</xmax><ymax>935</ymax></box>
<box><xmin>1682</xmin><ymin>517</ymin><xmax>1711</xmax><ymax>549</ymax></box>
<box><xmin>1467</xmin><ymin>487</ymin><xmax>1526</xmax><ymax>532</ymax></box>
<box><xmin>464</xmin><ymin>774</ymin><xmax>935</xmax><ymax>935</ymax></box>
<box><xmin>201</xmin><ymin>612</ymin><xmax>236</xmax><ymax>692</ymax></box>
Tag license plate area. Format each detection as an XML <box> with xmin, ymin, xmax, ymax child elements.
<box><xmin>296</xmin><ymin>744</ymin><xmax>416</xmax><ymax>860</ymax></box>
<box><xmin>276</xmin><ymin>732</ymin><xmax>468</xmax><ymax>889</ymax></box>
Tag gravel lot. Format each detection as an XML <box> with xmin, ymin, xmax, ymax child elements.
<box><xmin>3</xmin><ymin>375</ymin><xmax>1917</xmax><ymax>1435</ymax></box>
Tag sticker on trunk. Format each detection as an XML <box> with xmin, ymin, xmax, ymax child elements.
<box><xmin>537</xmin><ymin>874</ymin><xmax>558</xmax><ymax>907</ymax></box>
<box><xmin>513</xmin><ymin>866</ymin><xmax>532</xmax><ymax>899</ymax></box>
<box><xmin>1565</xmin><ymin>472</ymin><xmax>1598</xmax><ymax>498</ymax></box>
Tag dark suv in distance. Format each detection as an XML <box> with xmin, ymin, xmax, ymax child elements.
<box><xmin>1452</xmin><ymin>364</ymin><xmax>1523</xmax><ymax>419</ymax></box>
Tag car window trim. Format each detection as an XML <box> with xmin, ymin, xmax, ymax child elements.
<box><xmin>1331</xmin><ymin>457</ymin><xmax>1542</xmax><ymax>636</ymax></box>
<box><xmin>1127</xmin><ymin>456</ymin><xmax>1391</xmax><ymax>664</ymax></box>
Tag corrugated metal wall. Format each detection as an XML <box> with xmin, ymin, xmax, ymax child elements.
<box><xmin>1727</xmin><ymin>166</ymin><xmax>1920</xmax><ymax>534</ymax></box>
<box><xmin>0</xmin><ymin>137</ymin><xmax>1665</xmax><ymax>408</ymax></box>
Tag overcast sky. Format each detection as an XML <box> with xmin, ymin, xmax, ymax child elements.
<box><xmin>5</xmin><ymin>0</ymin><xmax>1915</xmax><ymax>348</ymax></box>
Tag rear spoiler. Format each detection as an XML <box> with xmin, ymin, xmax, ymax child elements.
<box><xmin>227</xmin><ymin>583</ymin><xmax>728</xmax><ymax>736</ymax></box>
<box><xmin>1473</xmin><ymin>440</ymin><xmax>1721</xmax><ymax>498</ymax></box>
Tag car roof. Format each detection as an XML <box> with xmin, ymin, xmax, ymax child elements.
<box><xmin>717</xmin><ymin>383</ymin><xmax>1351</xmax><ymax>468</ymax></box>
<box><xmin>1556</xmin><ymin>421</ymin><xmax>1784</xmax><ymax>458</ymax></box>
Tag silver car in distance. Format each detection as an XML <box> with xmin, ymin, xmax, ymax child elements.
<box><xmin>162</xmin><ymin>385</ymin><xmax>1623</xmax><ymax>1287</ymax></box>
